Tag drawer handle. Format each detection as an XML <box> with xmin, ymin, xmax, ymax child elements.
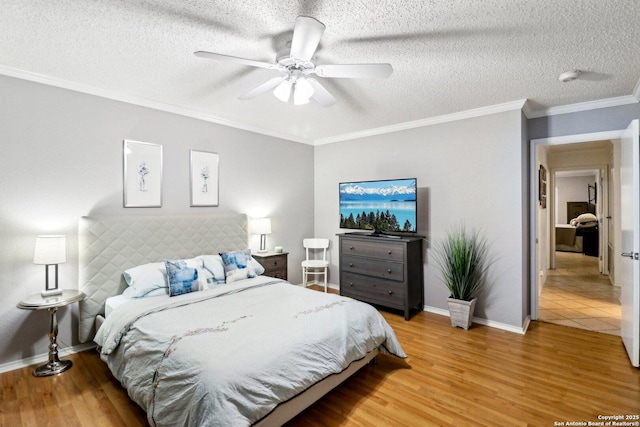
<box><xmin>388</xmin><ymin>290</ymin><xmax>393</xmax><ymax>295</ymax></box>
<box><xmin>273</xmin><ymin>261</ymin><xmax>278</xmax><ymax>265</ymax></box>
<box><xmin>349</xmin><ymin>246</ymin><xmax>354</xmax><ymax>250</ymax></box>
<box><xmin>349</xmin><ymin>282</ymin><xmax>354</xmax><ymax>287</ymax></box>
<box><xmin>388</xmin><ymin>250</ymin><xmax>392</xmax><ymax>255</ymax></box>
<box><xmin>387</xmin><ymin>268</ymin><xmax>392</xmax><ymax>273</ymax></box>
<box><xmin>349</xmin><ymin>263</ymin><xmax>354</xmax><ymax>267</ymax></box>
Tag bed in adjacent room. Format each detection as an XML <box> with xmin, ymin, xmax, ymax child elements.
<box><xmin>78</xmin><ymin>213</ymin><xmax>406</xmax><ymax>427</ymax></box>
<box><xmin>555</xmin><ymin>212</ymin><xmax>599</xmax><ymax>256</ymax></box>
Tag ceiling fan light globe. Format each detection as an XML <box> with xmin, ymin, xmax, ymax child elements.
<box><xmin>293</xmin><ymin>94</ymin><xmax>310</xmax><ymax>106</ymax></box>
<box><xmin>293</xmin><ymin>78</ymin><xmax>314</xmax><ymax>106</ymax></box>
<box><xmin>273</xmin><ymin>80</ymin><xmax>292</xmax><ymax>102</ymax></box>
<box><xmin>296</xmin><ymin>78</ymin><xmax>314</xmax><ymax>98</ymax></box>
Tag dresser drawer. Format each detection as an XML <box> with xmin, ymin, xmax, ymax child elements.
<box><xmin>341</xmin><ymin>272</ymin><xmax>404</xmax><ymax>307</ymax></box>
<box><xmin>340</xmin><ymin>238</ymin><xmax>404</xmax><ymax>262</ymax></box>
<box><xmin>341</xmin><ymin>255</ymin><xmax>403</xmax><ymax>282</ymax></box>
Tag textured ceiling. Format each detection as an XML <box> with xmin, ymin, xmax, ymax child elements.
<box><xmin>1</xmin><ymin>1</ymin><xmax>639</xmax><ymax>144</ymax></box>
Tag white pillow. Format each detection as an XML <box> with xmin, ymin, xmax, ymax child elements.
<box><xmin>122</xmin><ymin>262</ymin><xmax>168</xmax><ymax>298</ymax></box>
<box><xmin>576</xmin><ymin>213</ymin><xmax>597</xmax><ymax>223</ymax></box>
<box><xmin>197</xmin><ymin>255</ymin><xmax>227</xmax><ymax>284</ymax></box>
<box><xmin>251</xmin><ymin>258</ymin><xmax>266</xmax><ymax>276</ymax></box>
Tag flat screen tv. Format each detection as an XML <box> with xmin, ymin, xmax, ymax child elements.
<box><xmin>339</xmin><ymin>178</ymin><xmax>417</xmax><ymax>235</ymax></box>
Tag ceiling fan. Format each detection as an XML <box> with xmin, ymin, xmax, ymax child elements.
<box><xmin>194</xmin><ymin>16</ymin><xmax>393</xmax><ymax>107</ymax></box>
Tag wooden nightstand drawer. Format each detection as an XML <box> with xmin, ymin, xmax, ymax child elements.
<box><xmin>259</xmin><ymin>254</ymin><xmax>287</xmax><ymax>271</ymax></box>
<box><xmin>253</xmin><ymin>252</ymin><xmax>288</xmax><ymax>281</ymax></box>
<box><xmin>266</xmin><ymin>267</ymin><xmax>287</xmax><ymax>280</ymax></box>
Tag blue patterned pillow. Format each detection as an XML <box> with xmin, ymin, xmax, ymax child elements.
<box><xmin>166</xmin><ymin>259</ymin><xmax>204</xmax><ymax>297</ymax></box>
<box><xmin>219</xmin><ymin>249</ymin><xmax>257</xmax><ymax>283</ymax></box>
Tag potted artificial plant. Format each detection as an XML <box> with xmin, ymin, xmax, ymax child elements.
<box><xmin>433</xmin><ymin>225</ymin><xmax>491</xmax><ymax>330</ymax></box>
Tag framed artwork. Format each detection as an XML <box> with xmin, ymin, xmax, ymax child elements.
<box><xmin>123</xmin><ymin>139</ymin><xmax>163</xmax><ymax>207</ymax></box>
<box><xmin>190</xmin><ymin>149</ymin><xmax>219</xmax><ymax>207</ymax></box>
<box><xmin>539</xmin><ymin>165</ymin><xmax>547</xmax><ymax>209</ymax></box>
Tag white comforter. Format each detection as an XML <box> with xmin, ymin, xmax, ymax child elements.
<box><xmin>94</xmin><ymin>276</ymin><xmax>406</xmax><ymax>427</ymax></box>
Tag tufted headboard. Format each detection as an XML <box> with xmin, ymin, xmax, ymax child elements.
<box><xmin>78</xmin><ymin>213</ymin><xmax>248</xmax><ymax>343</ymax></box>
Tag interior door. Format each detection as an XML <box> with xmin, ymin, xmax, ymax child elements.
<box><xmin>620</xmin><ymin>119</ymin><xmax>639</xmax><ymax>368</ymax></box>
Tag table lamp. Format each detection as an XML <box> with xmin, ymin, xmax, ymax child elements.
<box><xmin>250</xmin><ymin>218</ymin><xmax>272</xmax><ymax>253</ymax></box>
<box><xmin>34</xmin><ymin>235</ymin><xmax>67</xmax><ymax>297</ymax></box>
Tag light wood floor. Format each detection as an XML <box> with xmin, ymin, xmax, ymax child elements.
<box><xmin>2</xmin><ymin>291</ymin><xmax>639</xmax><ymax>426</ymax></box>
<box><xmin>540</xmin><ymin>251</ymin><xmax>621</xmax><ymax>335</ymax></box>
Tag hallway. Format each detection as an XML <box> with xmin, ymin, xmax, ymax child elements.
<box><xmin>539</xmin><ymin>251</ymin><xmax>621</xmax><ymax>335</ymax></box>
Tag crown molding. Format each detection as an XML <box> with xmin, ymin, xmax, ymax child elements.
<box><xmin>526</xmin><ymin>95</ymin><xmax>639</xmax><ymax>119</ymax></box>
<box><xmin>0</xmin><ymin>64</ymin><xmax>313</xmax><ymax>145</ymax></box>
<box><xmin>520</xmin><ymin>99</ymin><xmax>535</xmax><ymax>119</ymax></box>
<box><xmin>313</xmin><ymin>99</ymin><xmax>528</xmax><ymax>146</ymax></box>
<box><xmin>3</xmin><ymin>64</ymin><xmax>638</xmax><ymax>145</ymax></box>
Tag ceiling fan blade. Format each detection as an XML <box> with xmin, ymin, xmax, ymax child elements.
<box><xmin>306</xmin><ymin>78</ymin><xmax>336</xmax><ymax>107</ymax></box>
<box><xmin>194</xmin><ymin>51</ymin><xmax>278</xmax><ymax>70</ymax></box>
<box><xmin>290</xmin><ymin>16</ymin><xmax>325</xmax><ymax>62</ymax></box>
<box><xmin>238</xmin><ymin>77</ymin><xmax>285</xmax><ymax>100</ymax></box>
<box><xmin>315</xmin><ymin>63</ymin><xmax>393</xmax><ymax>79</ymax></box>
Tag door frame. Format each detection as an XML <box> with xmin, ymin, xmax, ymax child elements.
<box><xmin>530</xmin><ymin>129</ymin><xmax>626</xmax><ymax>320</ymax></box>
<box><xmin>548</xmin><ymin>167</ymin><xmax>606</xmax><ymax>271</ymax></box>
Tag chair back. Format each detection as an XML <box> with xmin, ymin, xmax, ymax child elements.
<box><xmin>303</xmin><ymin>238</ymin><xmax>329</xmax><ymax>261</ymax></box>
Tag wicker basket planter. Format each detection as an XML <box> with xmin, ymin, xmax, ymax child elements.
<box><xmin>447</xmin><ymin>297</ymin><xmax>477</xmax><ymax>330</ymax></box>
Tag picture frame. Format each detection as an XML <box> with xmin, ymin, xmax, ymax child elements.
<box><xmin>190</xmin><ymin>149</ymin><xmax>219</xmax><ymax>207</ymax></box>
<box><xmin>539</xmin><ymin>165</ymin><xmax>547</xmax><ymax>209</ymax></box>
<box><xmin>123</xmin><ymin>139</ymin><xmax>163</xmax><ymax>207</ymax></box>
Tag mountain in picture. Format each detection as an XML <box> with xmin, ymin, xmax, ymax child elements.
<box><xmin>339</xmin><ymin>179</ymin><xmax>416</xmax><ymax>202</ymax></box>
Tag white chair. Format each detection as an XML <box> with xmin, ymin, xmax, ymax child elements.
<box><xmin>302</xmin><ymin>238</ymin><xmax>330</xmax><ymax>292</ymax></box>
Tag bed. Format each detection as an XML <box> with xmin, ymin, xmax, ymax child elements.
<box><xmin>555</xmin><ymin>212</ymin><xmax>599</xmax><ymax>256</ymax></box>
<box><xmin>78</xmin><ymin>214</ymin><xmax>406</xmax><ymax>427</ymax></box>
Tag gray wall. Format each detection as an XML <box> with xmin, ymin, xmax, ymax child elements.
<box><xmin>314</xmin><ymin>109</ymin><xmax>528</xmax><ymax>329</ymax></box>
<box><xmin>0</xmin><ymin>75</ymin><xmax>314</xmax><ymax>367</ymax></box>
<box><xmin>528</xmin><ymin>103</ymin><xmax>640</xmax><ymax>140</ymax></box>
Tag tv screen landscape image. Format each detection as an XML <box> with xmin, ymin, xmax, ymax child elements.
<box><xmin>339</xmin><ymin>178</ymin><xmax>417</xmax><ymax>234</ymax></box>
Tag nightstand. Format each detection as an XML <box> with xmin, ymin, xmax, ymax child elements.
<box><xmin>17</xmin><ymin>289</ymin><xmax>85</xmax><ymax>377</ymax></box>
<box><xmin>253</xmin><ymin>252</ymin><xmax>288</xmax><ymax>280</ymax></box>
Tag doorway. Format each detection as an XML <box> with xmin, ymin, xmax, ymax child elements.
<box><xmin>530</xmin><ymin>130</ymin><xmax>627</xmax><ymax>334</ymax></box>
<box><xmin>538</xmin><ymin>161</ymin><xmax>621</xmax><ymax>334</ymax></box>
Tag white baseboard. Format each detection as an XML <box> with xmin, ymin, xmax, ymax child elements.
<box><xmin>0</xmin><ymin>342</ymin><xmax>96</xmax><ymax>374</ymax></box>
<box><xmin>423</xmin><ymin>305</ymin><xmax>529</xmax><ymax>335</ymax></box>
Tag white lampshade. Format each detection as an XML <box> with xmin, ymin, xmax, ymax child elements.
<box><xmin>293</xmin><ymin>78</ymin><xmax>314</xmax><ymax>105</ymax></box>
<box><xmin>273</xmin><ymin>80</ymin><xmax>292</xmax><ymax>103</ymax></box>
<box><xmin>250</xmin><ymin>218</ymin><xmax>272</xmax><ymax>235</ymax></box>
<box><xmin>33</xmin><ymin>235</ymin><xmax>67</xmax><ymax>265</ymax></box>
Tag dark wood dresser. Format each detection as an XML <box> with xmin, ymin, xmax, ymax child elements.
<box><xmin>252</xmin><ymin>252</ymin><xmax>288</xmax><ymax>280</ymax></box>
<box><xmin>338</xmin><ymin>233</ymin><xmax>424</xmax><ymax>320</ymax></box>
